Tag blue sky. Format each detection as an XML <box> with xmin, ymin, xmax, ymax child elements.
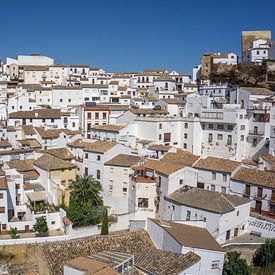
<box><xmin>1</xmin><ymin>0</ymin><xmax>274</xmax><ymax>73</ymax></box>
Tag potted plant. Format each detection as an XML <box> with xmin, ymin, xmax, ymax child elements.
<box><xmin>8</xmin><ymin>227</ymin><xmax>19</xmax><ymax>239</ymax></box>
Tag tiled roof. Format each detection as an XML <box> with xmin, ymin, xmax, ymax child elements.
<box><xmin>18</xmin><ymin>139</ymin><xmax>42</xmax><ymax>148</ymax></box>
<box><xmin>40</xmin><ymin>148</ymin><xmax>74</xmax><ymax>161</ymax></box>
<box><xmin>161</xmin><ymin>150</ymin><xmax>200</xmax><ymax>166</ymax></box>
<box><xmin>68</xmin><ymin>139</ymin><xmax>117</xmax><ymax>154</ymax></box>
<box><xmin>0</xmin><ymin>148</ymin><xmax>34</xmax><ymax>156</ymax></box>
<box><xmin>167</xmin><ymin>185</ymin><xmax>250</xmax><ymax>214</ymax></box>
<box><xmin>34</xmin><ymin>154</ymin><xmax>76</xmax><ymax>171</ymax></box>
<box><xmin>232</xmin><ymin>168</ymin><xmax>275</xmax><ymax>188</ymax></box>
<box><xmin>91</xmin><ymin>124</ymin><xmax>126</xmax><ymax>133</ymax></box>
<box><xmin>143</xmin><ymin>159</ymin><xmax>184</xmax><ymax>176</ymax></box>
<box><xmin>148</xmin><ymin>144</ymin><xmax>172</xmax><ymax>151</ymax></box>
<box><xmin>262</xmin><ymin>154</ymin><xmax>275</xmax><ymax>164</ymax></box>
<box><xmin>130</xmin><ymin>108</ymin><xmax>168</xmax><ymax>115</ymax></box>
<box><xmin>105</xmin><ymin>154</ymin><xmax>140</xmax><ymax>167</ymax></box>
<box><xmin>22</xmin><ymin>125</ymin><xmax>36</xmax><ymax>135</ymax></box>
<box><xmin>149</xmin><ymin>219</ymin><xmax>224</xmax><ymax>252</ymax></box>
<box><xmin>135</xmin><ymin>249</ymin><xmax>200</xmax><ymax>275</ymax></box>
<box><xmin>243</xmin><ymin>87</ymin><xmax>274</xmax><ymax>95</ymax></box>
<box><xmin>0</xmin><ymin>140</ymin><xmax>12</xmax><ymax>148</ymax></box>
<box><xmin>22</xmin><ymin>170</ymin><xmax>39</xmax><ymax>181</ymax></box>
<box><xmin>66</xmin><ymin>256</ymin><xmax>118</xmax><ymax>275</ymax></box>
<box><xmin>9</xmin><ymin>109</ymin><xmax>61</xmax><ymax>119</ymax></box>
<box><xmin>193</xmin><ymin>156</ymin><xmax>241</xmax><ymax>173</ymax></box>
<box><xmin>7</xmin><ymin>159</ymin><xmax>35</xmax><ymax>172</ymax></box>
<box><xmin>34</xmin><ymin>127</ymin><xmax>80</xmax><ymax>139</ymax></box>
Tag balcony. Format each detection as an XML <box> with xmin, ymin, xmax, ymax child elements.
<box><xmin>248</xmin><ymin>131</ymin><xmax>264</xmax><ymax>136</ymax></box>
<box><xmin>131</xmin><ymin>175</ymin><xmax>157</xmax><ymax>183</ymax></box>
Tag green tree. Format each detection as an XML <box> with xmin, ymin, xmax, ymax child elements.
<box><xmin>223</xmin><ymin>251</ymin><xmax>249</xmax><ymax>275</ymax></box>
<box><xmin>8</xmin><ymin>227</ymin><xmax>18</xmax><ymax>239</ymax></box>
<box><xmin>253</xmin><ymin>239</ymin><xmax>275</xmax><ymax>270</ymax></box>
<box><xmin>67</xmin><ymin>175</ymin><xmax>103</xmax><ymax>227</ymax></box>
<box><xmin>33</xmin><ymin>216</ymin><xmax>48</xmax><ymax>236</ymax></box>
<box><xmin>101</xmin><ymin>209</ymin><xmax>109</xmax><ymax>235</ymax></box>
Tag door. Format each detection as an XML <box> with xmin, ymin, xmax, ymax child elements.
<box><xmin>255</xmin><ymin>200</ymin><xmax>262</xmax><ymax>214</ymax></box>
<box><xmin>226</xmin><ymin>230</ymin><xmax>230</xmax><ymax>240</ymax></box>
<box><xmin>25</xmin><ymin>225</ymin><xmax>29</xmax><ymax>232</ymax></box>
<box><xmin>234</xmin><ymin>228</ymin><xmax>239</xmax><ymax>237</ymax></box>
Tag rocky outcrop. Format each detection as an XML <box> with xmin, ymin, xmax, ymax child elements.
<box><xmin>210</xmin><ymin>62</ymin><xmax>275</xmax><ymax>90</ymax></box>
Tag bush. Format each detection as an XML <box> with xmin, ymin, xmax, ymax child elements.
<box><xmin>33</xmin><ymin>216</ymin><xmax>49</xmax><ymax>237</ymax></box>
<box><xmin>253</xmin><ymin>239</ymin><xmax>275</xmax><ymax>270</ymax></box>
<box><xmin>8</xmin><ymin>227</ymin><xmax>18</xmax><ymax>239</ymax></box>
<box><xmin>223</xmin><ymin>251</ymin><xmax>249</xmax><ymax>275</ymax></box>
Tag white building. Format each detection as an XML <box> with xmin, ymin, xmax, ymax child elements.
<box><xmin>164</xmin><ymin>185</ymin><xmax>251</xmax><ymax>244</ymax></box>
<box><xmin>147</xmin><ymin>218</ymin><xmax>225</xmax><ymax>274</ymax></box>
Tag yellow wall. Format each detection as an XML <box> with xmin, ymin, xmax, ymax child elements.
<box><xmin>50</xmin><ymin>168</ymin><xmax>76</xmax><ymax>206</ymax></box>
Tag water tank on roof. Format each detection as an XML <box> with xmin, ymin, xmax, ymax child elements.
<box><xmin>85</xmin><ymin>102</ymin><xmax>97</xmax><ymax>107</ymax></box>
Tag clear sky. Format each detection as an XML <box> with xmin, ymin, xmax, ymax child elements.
<box><xmin>1</xmin><ymin>0</ymin><xmax>274</xmax><ymax>73</ymax></box>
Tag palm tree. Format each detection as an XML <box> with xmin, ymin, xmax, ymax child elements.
<box><xmin>69</xmin><ymin>175</ymin><xmax>103</xmax><ymax>207</ymax></box>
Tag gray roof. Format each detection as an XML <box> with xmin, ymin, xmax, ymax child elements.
<box><xmin>167</xmin><ymin>185</ymin><xmax>250</xmax><ymax>214</ymax></box>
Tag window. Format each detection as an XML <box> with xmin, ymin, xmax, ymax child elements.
<box><xmin>123</xmin><ymin>187</ymin><xmax>127</xmax><ymax>193</ymax></box>
<box><xmin>197</xmin><ymin>182</ymin><xmax>204</xmax><ymax>189</ymax></box>
<box><xmin>217</xmin><ymin>124</ymin><xmax>224</xmax><ymax>130</ymax></box>
<box><xmin>208</xmin><ymin>123</ymin><xmax>213</xmax><ymax>129</ymax></box>
<box><xmin>179</xmin><ymin>179</ymin><xmax>183</xmax><ymax>185</ymax></box>
<box><xmin>51</xmin><ymin>118</ymin><xmax>54</xmax><ymax>123</ymax></box>
<box><xmin>60</xmin><ymin>99</ymin><xmax>63</xmax><ymax>102</ymax></box>
<box><xmin>85</xmin><ymin>167</ymin><xmax>88</xmax><ymax>176</ymax></box>
<box><xmin>208</xmin><ymin>133</ymin><xmax>213</xmax><ymax>143</ymax></box>
<box><xmin>138</xmin><ymin>198</ymin><xmax>148</xmax><ymax>208</ymax></box>
<box><xmin>109</xmin><ymin>184</ymin><xmax>113</xmax><ymax>191</ymax></box>
<box><xmin>186</xmin><ymin>211</ymin><xmax>191</xmax><ymax>221</ymax></box>
<box><xmin>221</xmin><ymin>187</ymin><xmax>226</xmax><ymax>193</ymax></box>
<box><xmin>2</xmin><ymin>224</ymin><xmax>6</xmax><ymax>230</ymax></box>
<box><xmin>184</xmin><ymin>133</ymin><xmax>187</xmax><ymax>139</ymax></box>
<box><xmin>211</xmin><ymin>185</ymin><xmax>215</xmax><ymax>192</ymax></box>
<box><xmin>87</xmin><ymin>123</ymin><xmax>91</xmax><ymax>130</ymax></box>
<box><xmin>240</xmin><ymin>135</ymin><xmax>244</xmax><ymax>141</ymax></box>
<box><xmin>237</xmin><ymin>211</ymin><xmax>240</xmax><ymax>216</ymax></box>
<box><xmin>222</xmin><ymin>174</ymin><xmax>227</xmax><ymax>182</ymax></box>
<box><xmin>159</xmin><ymin>134</ymin><xmax>162</xmax><ymax>140</ymax></box>
<box><xmin>95</xmin><ymin>112</ymin><xmax>99</xmax><ymax>119</ymax></box>
<box><xmin>227</xmin><ymin>135</ymin><xmax>232</xmax><ymax>145</ymax></box>
<box><xmin>87</xmin><ymin>112</ymin><xmax>92</xmax><ymax>119</ymax></box>
<box><xmin>97</xmin><ymin>155</ymin><xmax>101</xmax><ymax>161</ymax></box>
<box><xmin>96</xmin><ymin>170</ymin><xmax>100</xmax><ymax>180</ymax></box>
<box><xmin>228</xmin><ymin>125</ymin><xmax>233</xmax><ymax>130</ymax></box>
<box><xmin>0</xmin><ymin>207</ymin><xmax>5</xmax><ymax>213</ymax></box>
<box><xmin>257</xmin><ymin>50</ymin><xmax>260</xmax><ymax>55</ymax></box>
<box><xmin>245</xmin><ymin>185</ymin><xmax>250</xmax><ymax>196</ymax></box>
<box><xmin>212</xmin><ymin>172</ymin><xmax>216</xmax><ymax>180</ymax></box>
<box><xmin>42</xmin><ymin>119</ymin><xmax>46</xmax><ymax>123</ymax></box>
<box><xmin>164</xmin><ymin>133</ymin><xmax>171</xmax><ymax>142</ymax></box>
<box><xmin>184</xmin><ymin>123</ymin><xmax>188</xmax><ymax>129</ymax></box>
<box><xmin>240</xmin><ymin>125</ymin><xmax>245</xmax><ymax>130</ymax></box>
<box><xmin>103</xmin><ymin>112</ymin><xmax>107</xmax><ymax>119</ymax></box>
<box><xmin>211</xmin><ymin>261</ymin><xmax>220</xmax><ymax>269</ymax></box>
<box><xmin>183</xmin><ymin>143</ymin><xmax>187</xmax><ymax>149</ymax></box>
<box><xmin>85</xmin><ymin>153</ymin><xmax>88</xmax><ymax>159</ymax></box>
<box><xmin>51</xmin><ymin>221</ymin><xmax>56</xmax><ymax>225</ymax></box>
<box><xmin>217</xmin><ymin>134</ymin><xmax>223</xmax><ymax>140</ymax></box>
<box><xmin>72</xmin><ymin>122</ymin><xmax>76</xmax><ymax>128</ymax></box>
<box><xmin>0</xmin><ymin>193</ymin><xmax>3</xmax><ymax>199</ymax></box>
<box><xmin>159</xmin><ymin>123</ymin><xmax>162</xmax><ymax>129</ymax></box>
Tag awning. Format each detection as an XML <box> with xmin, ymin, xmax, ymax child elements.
<box><xmin>27</xmin><ymin>191</ymin><xmax>47</xmax><ymax>202</ymax></box>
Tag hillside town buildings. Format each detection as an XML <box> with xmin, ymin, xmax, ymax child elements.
<box><xmin>0</xmin><ymin>30</ymin><xmax>275</xmax><ymax>274</ymax></box>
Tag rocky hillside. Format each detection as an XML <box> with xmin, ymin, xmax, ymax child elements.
<box><xmin>210</xmin><ymin>61</ymin><xmax>275</xmax><ymax>91</ymax></box>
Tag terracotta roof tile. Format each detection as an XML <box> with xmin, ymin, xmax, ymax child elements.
<box><xmin>194</xmin><ymin>156</ymin><xmax>241</xmax><ymax>173</ymax></box>
<box><xmin>149</xmin><ymin>219</ymin><xmax>224</xmax><ymax>252</ymax></box>
<box><xmin>34</xmin><ymin>154</ymin><xmax>76</xmax><ymax>171</ymax></box>
<box><xmin>232</xmin><ymin>168</ymin><xmax>275</xmax><ymax>188</ymax></box>
<box><xmin>105</xmin><ymin>154</ymin><xmax>140</xmax><ymax>167</ymax></box>
<box><xmin>167</xmin><ymin>185</ymin><xmax>250</xmax><ymax>214</ymax></box>
<box><xmin>135</xmin><ymin>249</ymin><xmax>200</xmax><ymax>275</ymax></box>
